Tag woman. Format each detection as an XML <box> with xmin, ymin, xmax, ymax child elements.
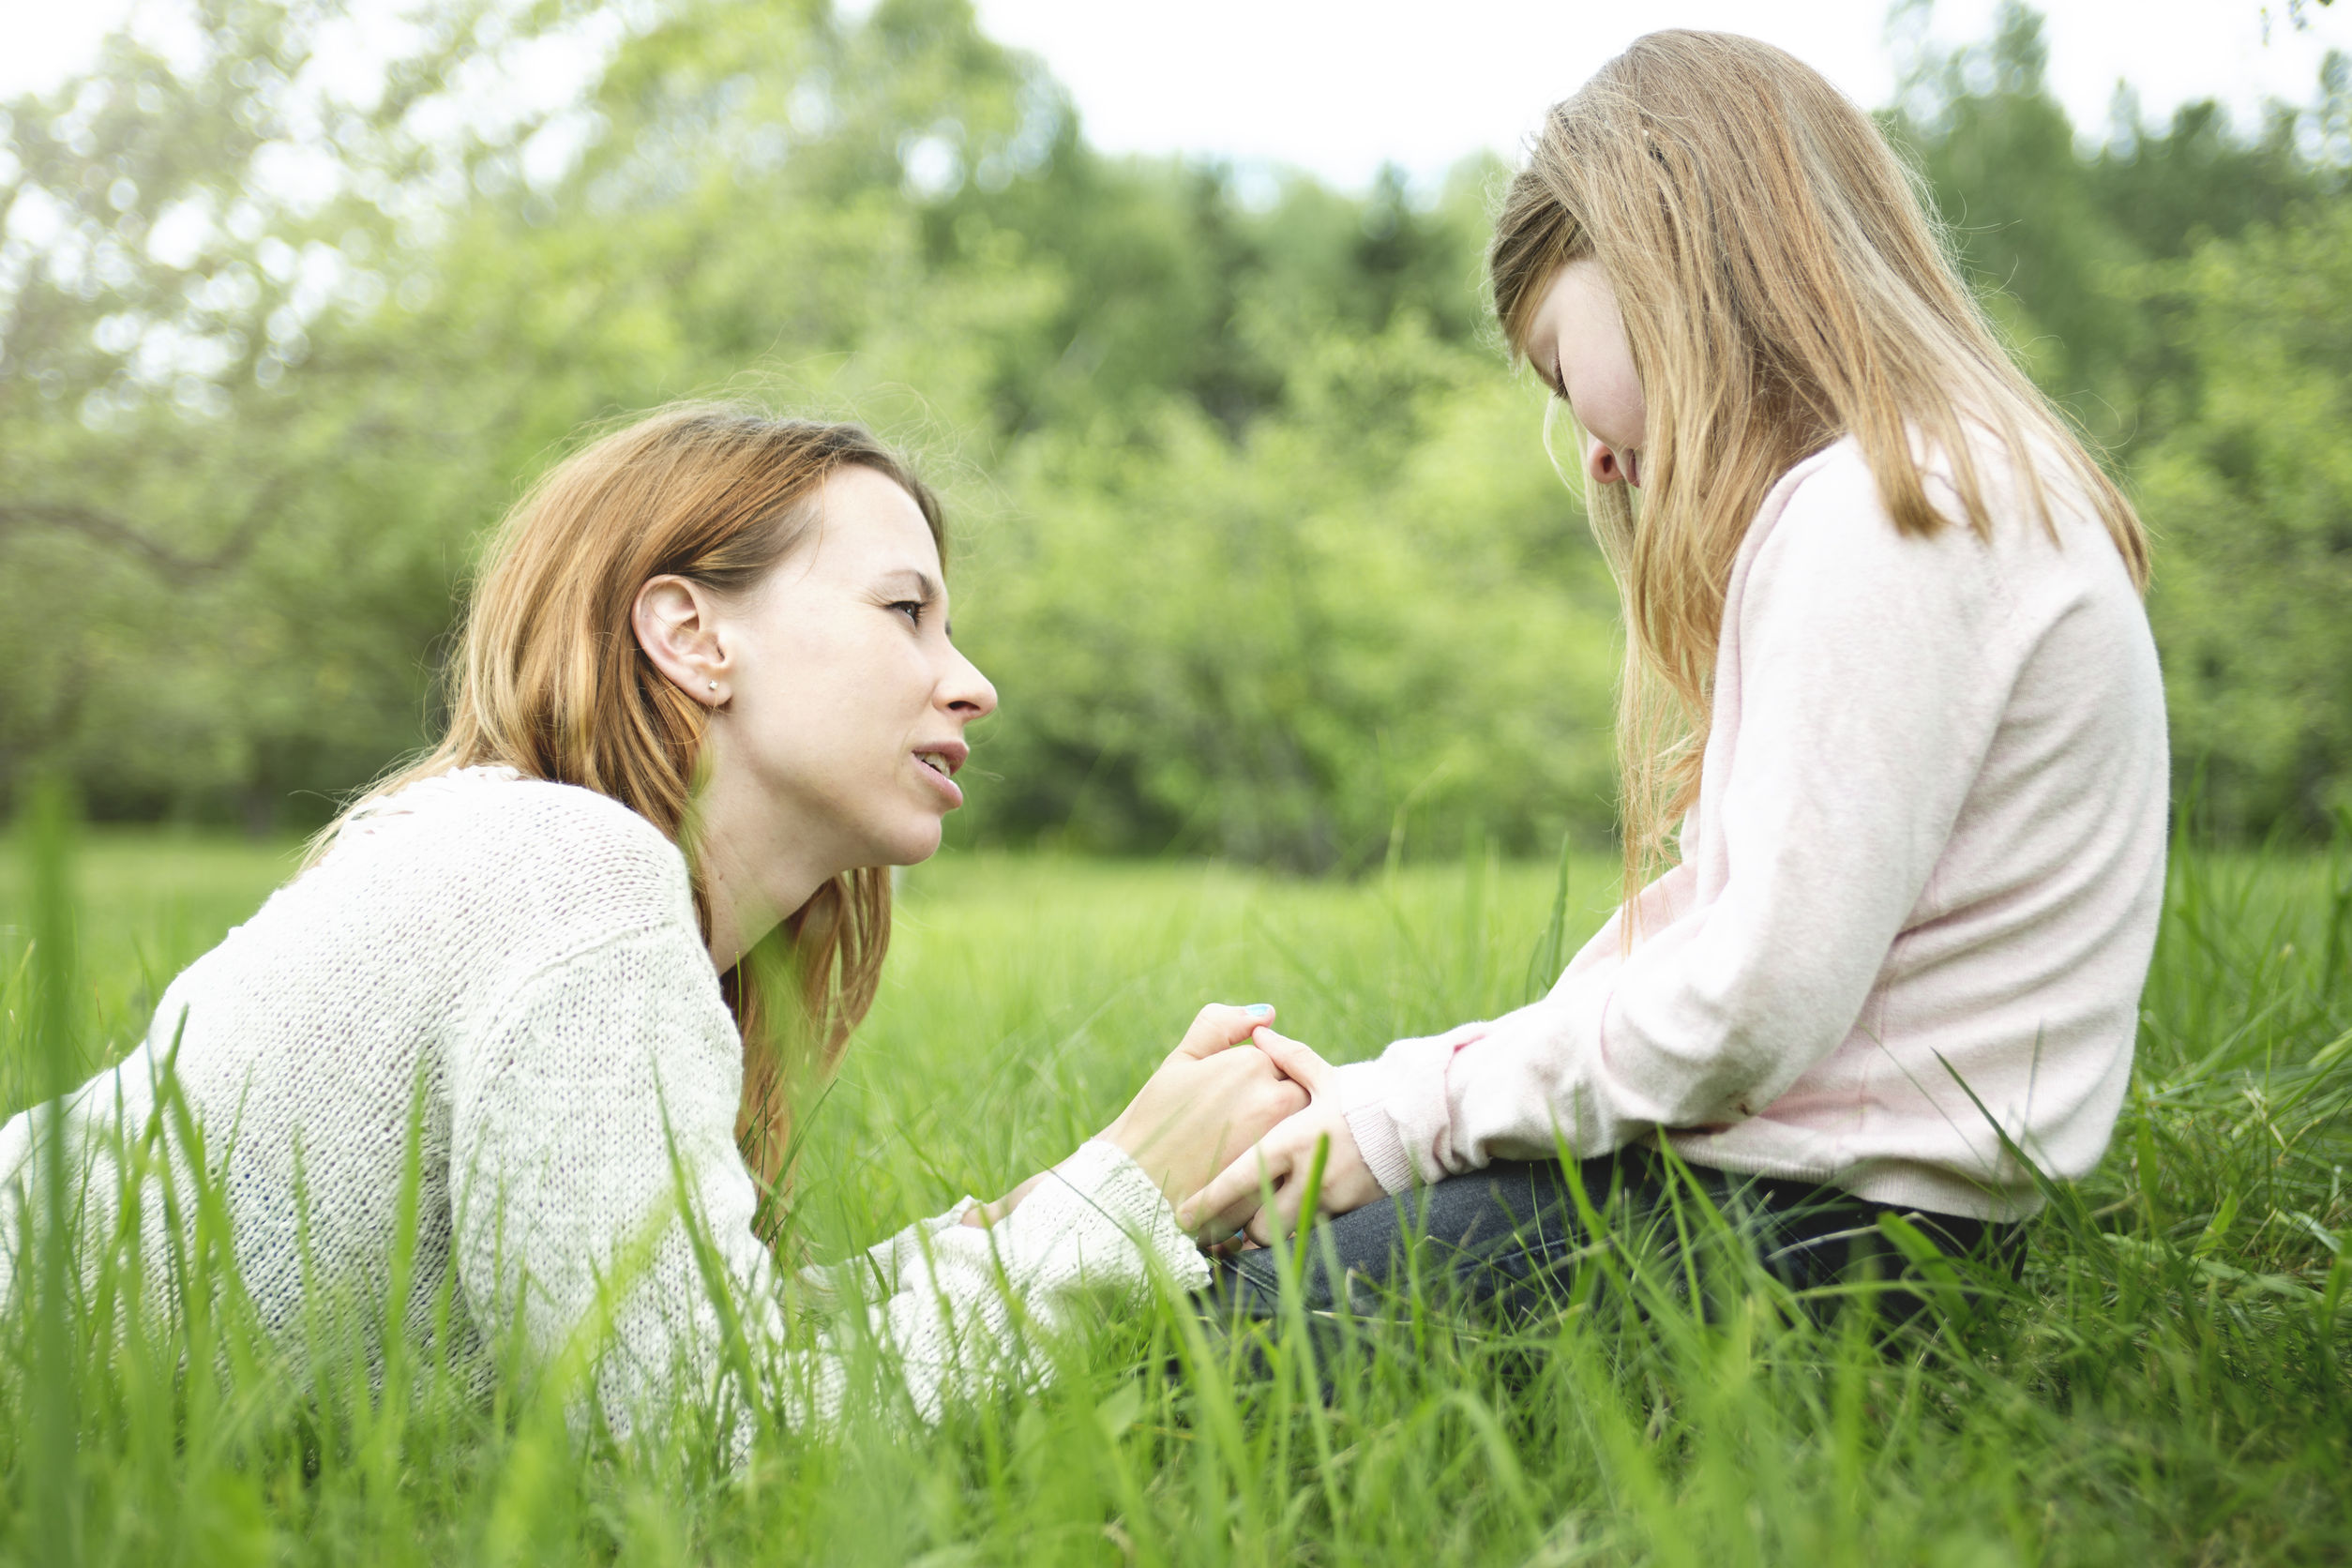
<box><xmin>1186</xmin><ymin>31</ymin><xmax>2168</xmax><ymax>1319</ymax></box>
<box><xmin>0</xmin><ymin>407</ymin><xmax>1304</xmax><ymax>1427</ymax></box>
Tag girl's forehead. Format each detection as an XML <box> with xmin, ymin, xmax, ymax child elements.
<box><xmin>1525</xmin><ymin>263</ymin><xmax>1599</xmax><ymax>368</ymax></box>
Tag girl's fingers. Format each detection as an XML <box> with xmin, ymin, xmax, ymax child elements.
<box><xmin>1259</xmin><ymin>1174</ymin><xmax>1312</xmax><ymax>1246</ymax></box>
<box><xmin>1179</xmin><ymin>1141</ymin><xmax>1289</xmax><ymax>1235</ymax></box>
<box><xmin>1176</xmin><ymin>1003</ymin><xmax>1276</xmax><ymax>1060</ymax></box>
<box><xmin>1249</xmin><ymin>1027</ymin><xmax>1334</xmax><ymax>1094</ymax></box>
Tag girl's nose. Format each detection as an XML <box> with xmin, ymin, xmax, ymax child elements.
<box><xmin>1584</xmin><ymin>432</ymin><xmax>1630</xmax><ymax>486</ymax></box>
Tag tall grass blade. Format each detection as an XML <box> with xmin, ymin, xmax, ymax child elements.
<box><xmin>20</xmin><ymin>780</ymin><xmax>84</xmax><ymax>1564</ymax></box>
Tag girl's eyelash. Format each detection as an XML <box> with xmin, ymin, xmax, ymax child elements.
<box><xmin>890</xmin><ymin>599</ymin><xmax>927</xmax><ymax>626</ymax></box>
<box><xmin>1551</xmin><ymin>355</ymin><xmax>1569</xmax><ymax>401</ymax></box>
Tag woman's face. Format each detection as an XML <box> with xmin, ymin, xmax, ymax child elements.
<box><xmin>691</xmin><ymin>465</ymin><xmax>997</xmax><ymax>877</ymax></box>
<box><xmin>1525</xmin><ymin>256</ymin><xmax>1648</xmax><ymax>488</ymax></box>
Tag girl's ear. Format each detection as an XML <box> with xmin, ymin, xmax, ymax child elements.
<box><xmin>634</xmin><ymin>575</ymin><xmax>731</xmax><ymax>705</ymax></box>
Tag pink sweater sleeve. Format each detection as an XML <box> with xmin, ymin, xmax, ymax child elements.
<box><xmin>1339</xmin><ymin>458</ymin><xmax>2018</xmax><ymax>1190</ymax></box>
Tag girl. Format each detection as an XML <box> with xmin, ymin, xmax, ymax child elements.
<box><xmin>0</xmin><ymin>407</ymin><xmax>1304</xmax><ymax>1427</ymax></box>
<box><xmin>1186</xmin><ymin>31</ymin><xmax>2169</xmax><ymax>1314</ymax></box>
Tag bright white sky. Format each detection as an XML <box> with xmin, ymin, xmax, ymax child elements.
<box><xmin>6</xmin><ymin>0</ymin><xmax>2350</xmax><ymax>189</ymax></box>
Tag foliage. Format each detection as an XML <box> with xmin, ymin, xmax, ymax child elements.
<box><xmin>1887</xmin><ymin>3</ymin><xmax>2352</xmax><ymax>833</ymax></box>
<box><xmin>0</xmin><ymin>0</ymin><xmax>1604</xmax><ymax>867</ymax></box>
<box><xmin>2125</xmin><ymin>207</ymin><xmax>2352</xmax><ymax>835</ymax></box>
<box><xmin>3</xmin><ymin>824</ymin><xmax>2350</xmax><ymax>1562</ymax></box>
<box><xmin>3</xmin><ymin>0</ymin><xmax>2351</xmax><ymax>857</ymax></box>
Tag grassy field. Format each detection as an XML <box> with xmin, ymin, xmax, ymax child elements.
<box><xmin>3</xmin><ymin>823</ymin><xmax>2349</xmax><ymax>1565</ymax></box>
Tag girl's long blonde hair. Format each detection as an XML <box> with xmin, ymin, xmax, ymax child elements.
<box><xmin>1488</xmin><ymin>30</ymin><xmax>2149</xmax><ymax>900</ymax></box>
<box><xmin>320</xmin><ymin>404</ymin><xmax>944</xmax><ymax>1229</ymax></box>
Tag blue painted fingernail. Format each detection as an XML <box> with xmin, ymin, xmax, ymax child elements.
<box><xmin>1246</xmin><ymin>1003</ymin><xmax>1274</xmax><ymax>1018</ymax></box>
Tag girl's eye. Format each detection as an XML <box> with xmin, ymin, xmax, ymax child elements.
<box><xmin>890</xmin><ymin>599</ymin><xmax>926</xmax><ymax>626</ymax></box>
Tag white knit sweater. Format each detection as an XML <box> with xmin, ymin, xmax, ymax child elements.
<box><xmin>0</xmin><ymin>769</ymin><xmax>1209</xmax><ymax>1427</ymax></box>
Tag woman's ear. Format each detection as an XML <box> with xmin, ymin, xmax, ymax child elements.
<box><xmin>634</xmin><ymin>575</ymin><xmax>731</xmax><ymax>706</ymax></box>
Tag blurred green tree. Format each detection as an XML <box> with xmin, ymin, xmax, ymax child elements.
<box><xmin>1889</xmin><ymin>1</ymin><xmax>2352</xmax><ymax>833</ymax></box>
<box><xmin>1</xmin><ymin>0</ymin><xmax>1610</xmax><ymax>867</ymax></box>
<box><xmin>3</xmin><ymin>0</ymin><xmax>2348</xmax><ymax>856</ymax></box>
<box><xmin>2128</xmin><ymin>204</ymin><xmax>2352</xmax><ymax>832</ymax></box>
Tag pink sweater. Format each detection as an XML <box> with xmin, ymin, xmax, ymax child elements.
<box><xmin>1336</xmin><ymin>436</ymin><xmax>2169</xmax><ymax>1220</ymax></box>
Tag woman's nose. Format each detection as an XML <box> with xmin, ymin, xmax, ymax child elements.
<box><xmin>942</xmin><ymin>646</ymin><xmax>998</xmax><ymax>720</ymax></box>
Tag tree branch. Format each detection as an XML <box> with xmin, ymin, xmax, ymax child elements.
<box><xmin>0</xmin><ymin>495</ymin><xmax>274</xmax><ymax>578</ymax></box>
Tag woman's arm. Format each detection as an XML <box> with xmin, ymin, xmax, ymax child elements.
<box><xmin>957</xmin><ymin>1172</ymin><xmax>1047</xmax><ymax>1229</ymax></box>
<box><xmin>798</xmin><ymin>1138</ymin><xmax>1207</xmax><ymax>1421</ymax></box>
<box><xmin>452</xmin><ymin>934</ymin><xmax>1293</xmax><ymax>1434</ymax></box>
<box><xmin>955</xmin><ymin>1003</ymin><xmax>1307</xmax><ymax>1230</ymax></box>
<box><xmin>448</xmin><ymin>923</ymin><xmax>789</xmax><ymax>1428</ymax></box>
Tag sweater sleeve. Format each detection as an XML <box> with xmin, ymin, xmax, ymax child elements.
<box><xmin>1344</xmin><ymin>467</ymin><xmax>2014</xmax><ymax>1186</ymax></box>
<box><xmin>450</xmin><ymin>923</ymin><xmax>1207</xmax><ymax>1439</ymax></box>
<box><xmin>797</xmin><ymin>1139</ymin><xmax>1210</xmax><ymax>1423</ymax></box>
<box><xmin>448</xmin><ymin>922</ymin><xmax>789</xmax><ymax>1428</ymax></box>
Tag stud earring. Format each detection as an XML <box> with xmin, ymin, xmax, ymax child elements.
<box><xmin>707</xmin><ymin>681</ymin><xmax>717</xmax><ymax>691</ymax></box>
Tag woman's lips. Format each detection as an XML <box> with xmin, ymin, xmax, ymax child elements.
<box><xmin>912</xmin><ymin>746</ymin><xmax>965</xmax><ymax>807</ymax></box>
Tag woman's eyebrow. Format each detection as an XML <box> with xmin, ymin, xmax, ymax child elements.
<box><xmin>875</xmin><ymin>567</ymin><xmax>942</xmax><ymax>600</ymax></box>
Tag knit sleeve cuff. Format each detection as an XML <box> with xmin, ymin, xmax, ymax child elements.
<box><xmin>930</xmin><ymin>1195</ymin><xmax>985</xmax><ymax>1229</ymax></box>
<box><xmin>1336</xmin><ymin>1059</ymin><xmax>1417</xmax><ymax>1196</ymax></box>
<box><xmin>1053</xmin><ymin>1138</ymin><xmax>1213</xmax><ymax>1292</ymax></box>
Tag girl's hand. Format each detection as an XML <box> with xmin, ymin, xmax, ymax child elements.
<box><xmin>1102</xmin><ymin>1004</ymin><xmax>1310</xmax><ymax>1207</ymax></box>
<box><xmin>1176</xmin><ymin>1029</ymin><xmax>1386</xmax><ymax>1246</ymax></box>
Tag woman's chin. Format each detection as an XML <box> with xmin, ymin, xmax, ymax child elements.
<box><xmin>872</xmin><ymin>817</ymin><xmax>945</xmax><ymax>868</ymax></box>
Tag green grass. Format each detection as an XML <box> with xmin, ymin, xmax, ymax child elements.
<box><xmin>3</xmin><ymin>816</ymin><xmax>2349</xmax><ymax>1565</ymax></box>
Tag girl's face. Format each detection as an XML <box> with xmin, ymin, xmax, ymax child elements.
<box><xmin>1526</xmin><ymin>257</ymin><xmax>1648</xmax><ymax>488</ymax></box>
<box><xmin>659</xmin><ymin>466</ymin><xmax>998</xmax><ymax>882</ymax></box>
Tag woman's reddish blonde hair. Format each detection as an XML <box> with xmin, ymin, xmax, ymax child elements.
<box><xmin>324</xmin><ymin>403</ymin><xmax>944</xmax><ymax>1228</ymax></box>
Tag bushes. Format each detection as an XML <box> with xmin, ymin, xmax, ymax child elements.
<box><xmin>4</xmin><ymin>0</ymin><xmax>2351</xmax><ymax>852</ymax></box>
<box><xmin>2133</xmin><ymin>204</ymin><xmax>2352</xmax><ymax>835</ymax></box>
<box><xmin>963</xmin><ymin>320</ymin><xmax>1619</xmax><ymax>867</ymax></box>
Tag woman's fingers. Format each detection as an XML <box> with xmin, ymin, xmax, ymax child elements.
<box><xmin>1176</xmin><ymin>1002</ymin><xmax>1276</xmax><ymax>1060</ymax></box>
<box><xmin>1248</xmin><ymin>1026</ymin><xmax>1334</xmax><ymax>1094</ymax></box>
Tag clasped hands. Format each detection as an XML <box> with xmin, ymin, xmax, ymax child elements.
<box><xmin>1102</xmin><ymin>1003</ymin><xmax>1386</xmax><ymax>1251</ymax></box>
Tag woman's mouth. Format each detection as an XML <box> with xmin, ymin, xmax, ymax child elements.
<box><xmin>912</xmin><ymin>742</ymin><xmax>967</xmax><ymax>807</ymax></box>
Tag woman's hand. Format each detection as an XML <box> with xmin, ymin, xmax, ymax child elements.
<box><xmin>1102</xmin><ymin>1003</ymin><xmax>1311</xmax><ymax>1207</ymax></box>
<box><xmin>957</xmin><ymin>1171</ymin><xmax>1045</xmax><ymax>1229</ymax></box>
<box><xmin>1176</xmin><ymin>1029</ymin><xmax>1386</xmax><ymax>1246</ymax></box>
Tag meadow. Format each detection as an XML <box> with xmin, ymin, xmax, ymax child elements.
<box><xmin>1</xmin><ymin>823</ymin><xmax>2347</xmax><ymax>1566</ymax></box>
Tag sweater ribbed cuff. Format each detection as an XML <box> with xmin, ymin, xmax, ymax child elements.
<box><xmin>1335</xmin><ymin>1059</ymin><xmax>1416</xmax><ymax>1196</ymax></box>
<box><xmin>1064</xmin><ymin>1138</ymin><xmax>1213</xmax><ymax>1291</ymax></box>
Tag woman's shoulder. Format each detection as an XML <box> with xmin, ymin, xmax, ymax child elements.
<box><xmin>325</xmin><ymin>768</ymin><xmax>697</xmax><ymax>938</ymax></box>
<box><xmin>339</xmin><ymin>764</ymin><xmax>667</xmax><ymax>851</ymax></box>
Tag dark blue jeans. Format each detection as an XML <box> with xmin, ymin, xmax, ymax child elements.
<box><xmin>1206</xmin><ymin>1144</ymin><xmax>2025</xmax><ymax>1330</ymax></box>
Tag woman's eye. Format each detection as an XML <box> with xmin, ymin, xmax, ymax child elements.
<box><xmin>890</xmin><ymin>599</ymin><xmax>926</xmax><ymax>626</ymax></box>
